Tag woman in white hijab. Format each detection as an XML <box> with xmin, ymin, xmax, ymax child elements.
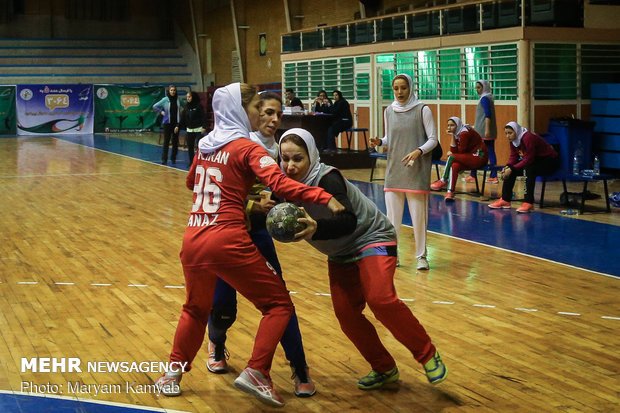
<box><xmin>468</xmin><ymin>79</ymin><xmax>498</xmax><ymax>183</ymax></box>
<box><xmin>369</xmin><ymin>73</ymin><xmax>438</xmax><ymax>270</ymax></box>
<box><xmin>279</xmin><ymin>127</ymin><xmax>448</xmax><ymax>391</ymax></box>
<box><xmin>157</xmin><ymin>83</ymin><xmax>343</xmax><ymax>408</ymax></box>
<box><xmin>488</xmin><ymin>121</ymin><xmax>559</xmax><ymax>213</ymax></box>
<box><xmin>430</xmin><ymin>116</ymin><xmax>488</xmax><ymax>201</ymax></box>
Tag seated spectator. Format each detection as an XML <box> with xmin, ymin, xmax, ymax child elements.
<box><xmin>285</xmin><ymin>89</ymin><xmax>303</xmax><ymax>108</ymax></box>
<box><xmin>324</xmin><ymin>90</ymin><xmax>352</xmax><ymax>152</ymax></box>
<box><xmin>488</xmin><ymin>121</ymin><xmax>560</xmax><ymax>213</ymax></box>
<box><xmin>430</xmin><ymin>117</ymin><xmax>488</xmax><ymax>201</ymax></box>
<box><xmin>311</xmin><ymin>90</ymin><xmax>332</xmax><ymax>113</ymax></box>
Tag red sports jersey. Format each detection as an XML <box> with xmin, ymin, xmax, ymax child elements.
<box><xmin>181</xmin><ymin>138</ymin><xmax>332</xmax><ymax>267</ymax></box>
<box><xmin>451</xmin><ymin>126</ymin><xmax>487</xmax><ymax>157</ymax></box>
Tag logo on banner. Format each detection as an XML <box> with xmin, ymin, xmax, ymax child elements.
<box><xmin>120</xmin><ymin>95</ymin><xmax>140</xmax><ymax>109</ymax></box>
<box><xmin>96</xmin><ymin>88</ymin><xmax>109</xmax><ymax>99</ymax></box>
<box><xmin>45</xmin><ymin>95</ymin><xmax>70</xmax><ymax>111</ymax></box>
<box><xmin>20</xmin><ymin>88</ymin><xmax>33</xmax><ymax>101</ymax></box>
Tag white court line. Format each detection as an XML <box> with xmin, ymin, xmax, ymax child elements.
<box><xmin>128</xmin><ymin>284</ymin><xmax>148</xmax><ymax>288</ymax></box>
<box><xmin>401</xmin><ymin>298</ymin><xmax>414</xmax><ymax>302</ymax></box>
<box><xmin>290</xmin><ymin>291</ymin><xmax>297</xmax><ymax>294</ymax></box>
<box><xmin>558</xmin><ymin>312</ymin><xmax>581</xmax><ymax>316</ymax></box>
<box><xmin>432</xmin><ymin>301</ymin><xmax>455</xmax><ymax>305</ymax></box>
<box><xmin>315</xmin><ymin>293</ymin><xmax>331</xmax><ymax>296</ymax></box>
<box><xmin>17</xmin><ymin>281</ymin><xmax>38</xmax><ymax>285</ymax></box>
<box><xmin>90</xmin><ymin>283</ymin><xmax>112</xmax><ymax>286</ymax></box>
<box><xmin>601</xmin><ymin>316</ymin><xmax>620</xmax><ymax>321</ymax></box>
<box><xmin>164</xmin><ymin>285</ymin><xmax>185</xmax><ymax>289</ymax></box>
<box><xmin>515</xmin><ymin>307</ymin><xmax>538</xmax><ymax>312</ymax></box>
<box><xmin>54</xmin><ymin>282</ymin><xmax>75</xmax><ymax>285</ymax></box>
<box><xmin>473</xmin><ymin>304</ymin><xmax>496</xmax><ymax>308</ymax></box>
<box><xmin>426</xmin><ymin>228</ymin><xmax>618</xmax><ymax>280</ymax></box>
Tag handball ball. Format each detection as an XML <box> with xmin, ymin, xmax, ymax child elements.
<box><xmin>266</xmin><ymin>202</ymin><xmax>307</xmax><ymax>243</ymax></box>
<box><xmin>104</xmin><ymin>127</ymin><xmax>110</xmax><ymax>132</ymax></box>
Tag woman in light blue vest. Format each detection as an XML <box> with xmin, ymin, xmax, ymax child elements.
<box><xmin>468</xmin><ymin>79</ymin><xmax>498</xmax><ymax>183</ymax></box>
<box><xmin>152</xmin><ymin>84</ymin><xmax>181</xmax><ymax>164</ymax></box>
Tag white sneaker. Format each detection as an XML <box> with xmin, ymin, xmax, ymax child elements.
<box><xmin>234</xmin><ymin>367</ymin><xmax>285</xmax><ymax>407</ymax></box>
<box><xmin>154</xmin><ymin>370</ymin><xmax>182</xmax><ymax>397</ymax></box>
<box><xmin>417</xmin><ymin>257</ymin><xmax>429</xmax><ymax>271</ymax></box>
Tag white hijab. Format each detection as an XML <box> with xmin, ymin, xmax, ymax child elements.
<box><xmin>506</xmin><ymin>121</ymin><xmax>527</xmax><ymax>147</ymax></box>
<box><xmin>198</xmin><ymin>82</ymin><xmax>252</xmax><ymax>154</ymax></box>
<box><xmin>390</xmin><ymin>73</ymin><xmax>419</xmax><ymax>113</ymax></box>
<box><xmin>249</xmin><ymin>130</ymin><xmax>278</xmax><ymax>159</ymax></box>
<box><xmin>279</xmin><ymin>128</ymin><xmax>321</xmax><ymax>186</ymax></box>
<box><xmin>477</xmin><ymin>79</ymin><xmax>494</xmax><ymax>102</ymax></box>
<box><xmin>448</xmin><ymin>116</ymin><xmax>469</xmax><ymax>138</ymax></box>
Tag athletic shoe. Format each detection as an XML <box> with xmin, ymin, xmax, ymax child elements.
<box><xmin>417</xmin><ymin>257</ymin><xmax>429</xmax><ymax>270</ymax></box>
<box><xmin>358</xmin><ymin>366</ymin><xmax>400</xmax><ymax>390</ymax></box>
<box><xmin>291</xmin><ymin>365</ymin><xmax>316</xmax><ymax>397</ymax></box>
<box><xmin>154</xmin><ymin>370</ymin><xmax>182</xmax><ymax>397</ymax></box>
<box><xmin>464</xmin><ymin>176</ymin><xmax>476</xmax><ymax>183</ymax></box>
<box><xmin>206</xmin><ymin>341</ymin><xmax>229</xmax><ymax>374</ymax></box>
<box><xmin>486</xmin><ymin>177</ymin><xmax>499</xmax><ymax>184</ymax></box>
<box><xmin>430</xmin><ymin>179</ymin><xmax>447</xmax><ymax>191</ymax></box>
<box><xmin>444</xmin><ymin>192</ymin><xmax>455</xmax><ymax>202</ymax></box>
<box><xmin>517</xmin><ymin>202</ymin><xmax>534</xmax><ymax>213</ymax></box>
<box><xmin>423</xmin><ymin>351</ymin><xmax>448</xmax><ymax>385</ymax></box>
<box><xmin>488</xmin><ymin>198</ymin><xmax>511</xmax><ymax>209</ymax></box>
<box><xmin>234</xmin><ymin>367</ymin><xmax>285</xmax><ymax>407</ymax></box>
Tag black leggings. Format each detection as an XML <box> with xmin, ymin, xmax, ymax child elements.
<box><xmin>502</xmin><ymin>156</ymin><xmax>561</xmax><ymax>203</ymax></box>
<box><xmin>162</xmin><ymin>123</ymin><xmax>179</xmax><ymax>163</ymax></box>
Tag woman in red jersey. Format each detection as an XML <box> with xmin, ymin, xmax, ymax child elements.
<box><xmin>155</xmin><ymin>83</ymin><xmax>343</xmax><ymax>408</ymax></box>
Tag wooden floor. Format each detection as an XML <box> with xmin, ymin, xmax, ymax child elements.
<box><xmin>1</xmin><ymin>137</ymin><xmax>619</xmax><ymax>412</ymax></box>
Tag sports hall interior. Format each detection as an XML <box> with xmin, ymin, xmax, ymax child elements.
<box><xmin>0</xmin><ymin>0</ymin><xmax>619</xmax><ymax>412</ymax></box>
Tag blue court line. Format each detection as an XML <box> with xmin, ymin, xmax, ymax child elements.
<box><xmin>45</xmin><ymin>134</ymin><xmax>620</xmax><ymax>278</ymax></box>
<box><xmin>0</xmin><ymin>391</ymin><xmax>185</xmax><ymax>413</ymax></box>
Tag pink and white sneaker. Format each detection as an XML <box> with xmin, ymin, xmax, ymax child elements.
<box><xmin>234</xmin><ymin>367</ymin><xmax>285</xmax><ymax>407</ymax></box>
<box><xmin>154</xmin><ymin>370</ymin><xmax>182</xmax><ymax>397</ymax></box>
<box><xmin>206</xmin><ymin>341</ymin><xmax>229</xmax><ymax>374</ymax></box>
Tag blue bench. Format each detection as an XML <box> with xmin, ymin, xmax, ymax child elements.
<box><xmin>345</xmin><ymin>128</ymin><xmax>369</xmax><ymax>151</ymax></box>
<box><xmin>540</xmin><ymin>173</ymin><xmax>612</xmax><ymax>213</ymax></box>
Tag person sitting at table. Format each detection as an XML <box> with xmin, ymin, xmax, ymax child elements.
<box><xmin>324</xmin><ymin>90</ymin><xmax>352</xmax><ymax>152</ymax></box>
<box><xmin>312</xmin><ymin>90</ymin><xmax>332</xmax><ymax>114</ymax></box>
<box><xmin>285</xmin><ymin>89</ymin><xmax>303</xmax><ymax>108</ymax></box>
<box><xmin>488</xmin><ymin>121</ymin><xmax>560</xmax><ymax>213</ymax></box>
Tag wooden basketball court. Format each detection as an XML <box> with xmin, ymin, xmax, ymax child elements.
<box><xmin>1</xmin><ymin>136</ymin><xmax>618</xmax><ymax>412</ymax></box>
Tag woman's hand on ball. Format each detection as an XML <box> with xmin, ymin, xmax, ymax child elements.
<box><xmin>294</xmin><ymin>207</ymin><xmax>317</xmax><ymax>241</ymax></box>
<box><xmin>327</xmin><ymin>197</ymin><xmax>345</xmax><ymax>214</ymax></box>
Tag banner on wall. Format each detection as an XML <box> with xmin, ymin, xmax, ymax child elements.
<box><xmin>16</xmin><ymin>84</ymin><xmax>94</xmax><ymax>135</ymax></box>
<box><xmin>0</xmin><ymin>86</ymin><xmax>16</xmax><ymax>135</ymax></box>
<box><xmin>94</xmin><ymin>85</ymin><xmax>165</xmax><ymax>133</ymax></box>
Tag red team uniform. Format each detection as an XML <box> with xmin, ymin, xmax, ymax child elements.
<box><xmin>173</xmin><ymin>138</ymin><xmax>331</xmax><ymax>376</ymax></box>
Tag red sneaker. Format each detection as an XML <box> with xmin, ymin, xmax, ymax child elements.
<box><xmin>234</xmin><ymin>367</ymin><xmax>285</xmax><ymax>407</ymax></box>
<box><xmin>430</xmin><ymin>179</ymin><xmax>447</xmax><ymax>191</ymax></box>
<box><xmin>291</xmin><ymin>365</ymin><xmax>316</xmax><ymax>397</ymax></box>
<box><xmin>488</xmin><ymin>198</ymin><xmax>511</xmax><ymax>209</ymax></box>
<box><xmin>486</xmin><ymin>177</ymin><xmax>499</xmax><ymax>184</ymax></box>
<box><xmin>464</xmin><ymin>176</ymin><xmax>476</xmax><ymax>183</ymax></box>
<box><xmin>444</xmin><ymin>192</ymin><xmax>455</xmax><ymax>202</ymax></box>
<box><xmin>517</xmin><ymin>202</ymin><xmax>534</xmax><ymax>213</ymax></box>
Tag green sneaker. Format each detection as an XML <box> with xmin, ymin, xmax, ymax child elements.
<box><xmin>357</xmin><ymin>366</ymin><xmax>399</xmax><ymax>390</ymax></box>
<box><xmin>423</xmin><ymin>351</ymin><xmax>448</xmax><ymax>384</ymax></box>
